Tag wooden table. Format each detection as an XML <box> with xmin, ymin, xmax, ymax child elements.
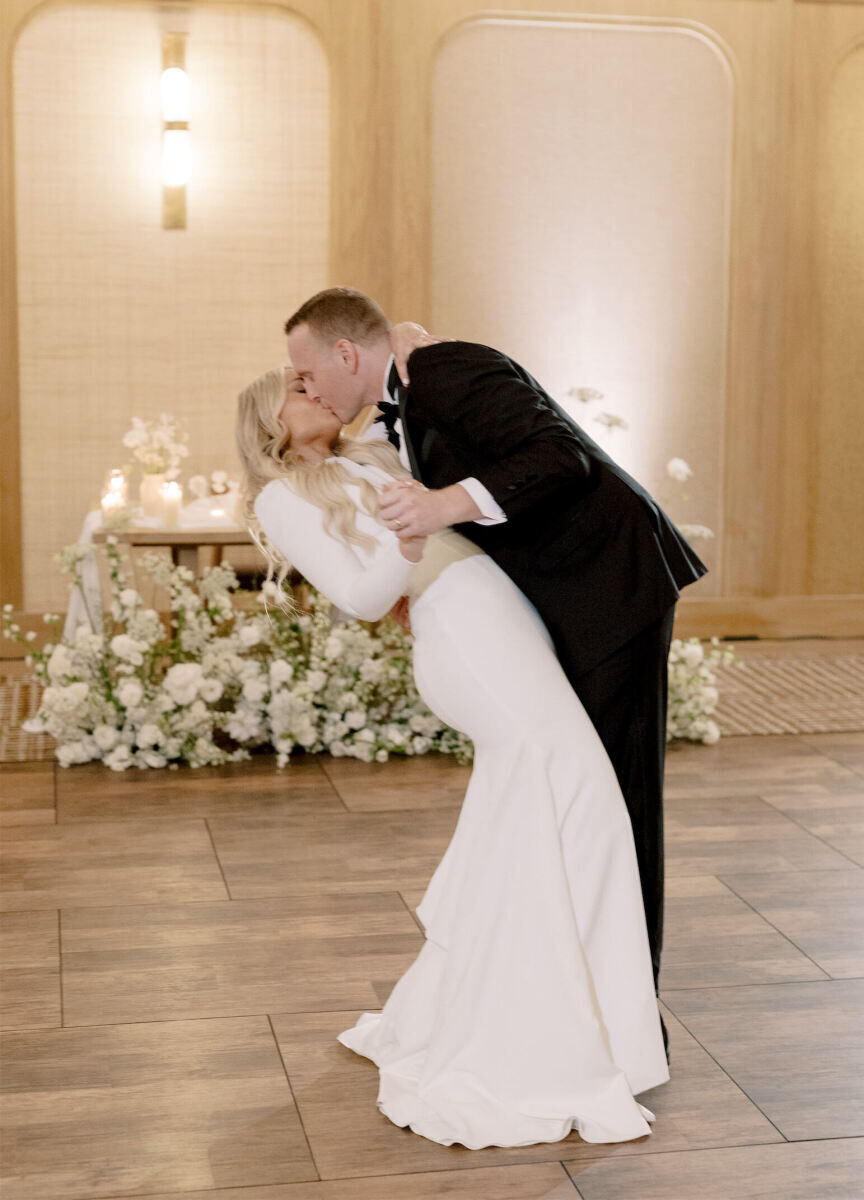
<box><xmin>92</xmin><ymin>527</ymin><xmax>258</xmax><ymax>577</ymax></box>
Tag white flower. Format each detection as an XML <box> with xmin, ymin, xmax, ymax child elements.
<box><xmin>306</xmin><ymin>670</ymin><xmax>327</xmax><ymax>692</ymax></box>
<box><xmin>702</xmin><ymin>720</ymin><xmax>721</xmax><ymax>745</ymax></box>
<box><xmin>666</xmin><ymin>457</ymin><xmax>693</xmax><ymax>482</ymax></box>
<box><xmin>142</xmin><ymin>751</ymin><xmax>168</xmax><ymax>768</ymax></box>
<box><xmin>324</xmin><ymin>634</ymin><xmax>344</xmax><ymax>659</ymax></box>
<box><xmin>116</xmin><ymin>679</ymin><xmax>144</xmax><ymax>709</ymax></box>
<box><xmin>239</xmin><ymin>623</ymin><xmax>262</xmax><ymax>647</ymax></box>
<box><xmin>93</xmin><ymin>724</ymin><xmax>119</xmax><ymax>751</ymax></box>
<box><xmin>47</xmin><ymin>644</ymin><xmax>74</xmax><ymax>682</ymax></box>
<box><xmin>110</xmin><ymin>634</ymin><xmax>147</xmax><ymax>666</ymax></box>
<box><xmin>375</xmin><ymin>749</ymin><xmax>389</xmax><ymax>763</ymax></box>
<box><xmin>137</xmin><ymin>724</ymin><xmax>162</xmax><ymax>748</ymax></box>
<box><xmin>118</xmin><ymin>588</ymin><xmax>140</xmax><ymax>608</ymax></box>
<box><xmin>242</xmin><ymin>678</ymin><xmax>268</xmax><ymax>704</ymax></box>
<box><xmin>681</xmin><ymin>642</ymin><xmax>704</xmax><ymax>669</ymax></box>
<box><xmin>104</xmin><ymin>744</ymin><xmax>134</xmax><ymax>771</ymax></box>
<box><xmin>57</xmin><ymin>741</ymin><xmax>91</xmax><ymax>767</ymax></box>
<box><xmin>188</xmin><ymin>475</ymin><xmax>209</xmax><ymax>499</ymax></box>
<box><xmin>199</xmin><ymin>678</ymin><xmax>224</xmax><ymax>703</ymax></box>
<box><xmin>270</xmin><ymin>660</ymin><xmax>294</xmax><ymax>685</ymax></box>
<box><xmin>345</xmin><ymin>709</ymin><xmax>367</xmax><ymax>730</ymax></box>
<box><xmin>163</xmin><ymin>662</ymin><xmax>204</xmax><ymax>705</ymax></box>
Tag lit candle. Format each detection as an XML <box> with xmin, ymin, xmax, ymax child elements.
<box><xmin>160</xmin><ymin>480</ymin><xmax>182</xmax><ymax>528</ymax></box>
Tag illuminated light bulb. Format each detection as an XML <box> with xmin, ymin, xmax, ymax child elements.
<box><xmin>160</xmin><ymin>67</ymin><xmax>190</xmax><ymax>122</ymax></box>
<box><xmin>162</xmin><ymin>129</ymin><xmax>191</xmax><ymax>186</ymax></box>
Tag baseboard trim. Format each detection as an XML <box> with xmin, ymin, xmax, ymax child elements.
<box><xmin>674</xmin><ymin>595</ymin><xmax>864</xmax><ymax>640</ymax></box>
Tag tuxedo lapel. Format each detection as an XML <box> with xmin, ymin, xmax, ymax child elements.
<box><xmin>394</xmin><ymin>380</ymin><xmax>422</xmax><ymax>478</ymax></box>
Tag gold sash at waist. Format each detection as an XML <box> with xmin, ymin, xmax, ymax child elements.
<box><xmin>405</xmin><ymin>528</ymin><xmax>485</xmax><ymax>601</ymax></box>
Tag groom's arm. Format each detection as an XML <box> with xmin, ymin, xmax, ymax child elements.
<box><xmin>408</xmin><ymin>342</ymin><xmax>594</xmax><ymax>520</ymax></box>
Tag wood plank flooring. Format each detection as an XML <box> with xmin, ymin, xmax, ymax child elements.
<box><xmin>1</xmin><ymin>734</ymin><xmax>863</xmax><ymax>1199</ymax></box>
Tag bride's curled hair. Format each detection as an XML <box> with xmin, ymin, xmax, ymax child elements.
<box><xmin>235</xmin><ymin>365</ymin><xmax>410</xmax><ymax>590</ymax></box>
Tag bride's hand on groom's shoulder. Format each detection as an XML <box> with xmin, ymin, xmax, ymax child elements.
<box><xmin>389</xmin><ymin>322</ymin><xmax>452</xmax><ymax>385</ymax></box>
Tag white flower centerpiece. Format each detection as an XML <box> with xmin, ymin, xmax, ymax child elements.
<box><xmin>122</xmin><ymin>413</ymin><xmax>190</xmax><ymax>516</ymax></box>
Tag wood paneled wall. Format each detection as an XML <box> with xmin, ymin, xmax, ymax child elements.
<box><xmin>1</xmin><ymin>0</ymin><xmax>862</xmax><ymax>635</ymax></box>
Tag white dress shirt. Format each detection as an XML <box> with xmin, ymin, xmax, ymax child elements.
<box><xmin>367</xmin><ymin>355</ymin><xmax>507</xmax><ymax>526</ymax></box>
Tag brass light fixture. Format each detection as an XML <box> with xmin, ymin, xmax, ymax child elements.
<box><xmin>161</xmin><ymin>32</ymin><xmax>189</xmax><ymax>229</ymax></box>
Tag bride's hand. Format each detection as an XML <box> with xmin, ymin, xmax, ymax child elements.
<box><xmin>389</xmin><ymin>321</ymin><xmax>452</xmax><ymax>385</ymax></box>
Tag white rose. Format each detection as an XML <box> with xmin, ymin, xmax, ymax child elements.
<box><xmin>110</xmin><ymin>634</ymin><xmax>146</xmax><ymax>666</ymax></box>
<box><xmin>681</xmin><ymin>642</ymin><xmax>704</xmax><ymax>669</ymax></box>
<box><xmin>666</xmin><ymin>457</ymin><xmax>693</xmax><ymax>482</ymax></box>
<box><xmin>270</xmin><ymin>660</ymin><xmax>294</xmax><ymax>685</ymax></box>
<box><xmin>163</xmin><ymin>662</ymin><xmax>204</xmax><ymax>705</ymax></box>
<box><xmin>199</xmin><ymin>678</ymin><xmax>224</xmax><ymax>703</ymax></box>
<box><xmin>115</xmin><ymin>686</ymin><xmax>144</xmax><ymax>710</ymax></box>
<box><xmin>702</xmin><ymin>720</ymin><xmax>721</xmax><ymax>745</ymax></box>
<box><xmin>329</xmin><ymin>740</ymin><xmax>347</xmax><ymax>757</ymax></box>
<box><xmin>93</xmin><ymin>724</ymin><xmax>119</xmax><ymax>751</ymax></box>
<box><xmin>104</xmin><ymin>744</ymin><xmax>133</xmax><ymax>771</ymax></box>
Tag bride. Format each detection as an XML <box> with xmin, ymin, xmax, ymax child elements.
<box><xmin>235</xmin><ymin>363</ymin><xmax>669</xmax><ymax>1150</ymax></box>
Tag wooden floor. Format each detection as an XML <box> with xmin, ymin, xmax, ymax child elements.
<box><xmin>1</xmin><ymin>735</ymin><xmax>863</xmax><ymax>1199</ymax></box>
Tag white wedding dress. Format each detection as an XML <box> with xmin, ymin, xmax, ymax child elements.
<box><xmin>255</xmin><ymin>457</ymin><xmax>669</xmax><ymax>1150</ymax></box>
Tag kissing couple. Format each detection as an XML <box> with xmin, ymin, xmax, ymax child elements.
<box><xmin>234</xmin><ymin>287</ymin><xmax>706</xmax><ymax>1149</ymax></box>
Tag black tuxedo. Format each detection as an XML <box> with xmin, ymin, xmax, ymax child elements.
<box><xmin>392</xmin><ymin>342</ymin><xmax>707</xmax><ymax>991</ymax></box>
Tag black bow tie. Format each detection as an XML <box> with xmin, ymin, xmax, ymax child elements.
<box><xmin>375</xmin><ymin>400</ymin><xmax>401</xmax><ymax>449</ymax></box>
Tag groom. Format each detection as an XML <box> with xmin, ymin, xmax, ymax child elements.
<box><xmin>285</xmin><ymin>287</ymin><xmax>707</xmax><ymax>1004</ymax></box>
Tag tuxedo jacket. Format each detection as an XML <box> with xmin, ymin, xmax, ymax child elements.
<box><xmin>396</xmin><ymin>341</ymin><xmax>707</xmax><ymax>678</ymax></box>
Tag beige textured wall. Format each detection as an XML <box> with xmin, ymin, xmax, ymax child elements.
<box><xmin>430</xmin><ymin>16</ymin><xmax>733</xmax><ymax>594</ymax></box>
<box><xmin>14</xmin><ymin>4</ymin><xmax>329</xmax><ymax>610</ymax></box>
<box><xmin>813</xmin><ymin>44</ymin><xmax>864</xmax><ymax>594</ymax></box>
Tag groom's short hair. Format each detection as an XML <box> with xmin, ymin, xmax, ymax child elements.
<box><xmin>285</xmin><ymin>288</ymin><xmax>390</xmax><ymax>346</ymax></box>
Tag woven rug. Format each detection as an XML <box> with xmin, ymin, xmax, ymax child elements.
<box><xmin>714</xmin><ymin>654</ymin><xmax>864</xmax><ymax>736</ymax></box>
<box><xmin>0</xmin><ymin>676</ymin><xmax>54</xmax><ymax>763</ymax></box>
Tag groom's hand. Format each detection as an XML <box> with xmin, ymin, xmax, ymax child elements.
<box><xmin>380</xmin><ymin>480</ymin><xmax>482</xmax><ymax>537</ymax></box>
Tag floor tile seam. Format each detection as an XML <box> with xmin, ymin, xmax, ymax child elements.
<box><xmin>797</xmin><ymin>740</ymin><xmax>864</xmax><ymax>779</ymax></box>
<box><xmin>204</xmin><ymin>816</ymin><xmax>235</xmax><ymax>901</ymax></box>
<box><xmin>57</xmin><ymin>907</ymin><xmax>64</xmax><ymax>1027</ymax></box>
<box><xmin>397</xmin><ymin>889</ymin><xmax>425</xmax><ymax>934</ymax></box>
<box><xmin>22</xmin><ymin>888</ymin><xmax>427</xmax><ymax>915</ymax></box>
<box><xmin>52</xmin><ymin>759</ymin><xmax>58</xmax><ymax>823</ymax></box>
<box><xmin>714</xmin><ymin>876</ymin><xmax>841</xmax><ymax>978</ymax></box>
<box><xmin>658</xmin><ymin>999</ymin><xmax>790</xmax><ymax>1143</ymax></box>
<box><xmin>266</xmin><ymin>1012</ymin><xmax>321</xmax><ymax>1183</ymax></box>
<box><xmin>561</xmin><ymin>1134</ymin><xmax>864</xmax><ymax>1185</ymax></box>
<box><xmin>658</xmin><ymin>974</ymin><xmax>833</xmax><ymax>991</ymax></box>
<box><xmin>751</xmin><ymin>798</ymin><xmax>864</xmax><ymax>869</ymax></box>
<box><xmin>10</xmin><ymin>1007</ymin><xmax>376</xmax><ymax>1033</ymax></box>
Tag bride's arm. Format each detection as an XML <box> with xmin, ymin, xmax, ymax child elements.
<box><xmin>254</xmin><ymin>482</ymin><xmax>422</xmax><ymax>622</ymax></box>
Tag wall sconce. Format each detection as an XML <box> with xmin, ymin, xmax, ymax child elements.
<box><xmin>161</xmin><ymin>32</ymin><xmax>189</xmax><ymax>229</ymax></box>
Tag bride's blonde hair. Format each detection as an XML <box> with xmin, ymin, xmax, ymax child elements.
<box><xmin>235</xmin><ymin>365</ymin><xmax>409</xmax><ymax>588</ymax></box>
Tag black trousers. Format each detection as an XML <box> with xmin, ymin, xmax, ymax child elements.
<box><xmin>570</xmin><ymin>605</ymin><xmax>676</xmax><ymax>993</ymax></box>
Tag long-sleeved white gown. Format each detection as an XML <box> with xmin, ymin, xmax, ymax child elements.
<box><xmin>254</xmin><ymin>457</ymin><xmax>669</xmax><ymax>1150</ymax></box>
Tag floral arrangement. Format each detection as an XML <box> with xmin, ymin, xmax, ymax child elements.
<box><xmin>4</xmin><ymin>534</ymin><xmax>734</xmax><ymax>771</ymax></box>
<box><xmin>4</xmin><ymin>540</ymin><xmax>470</xmax><ymax>771</ymax></box>
<box><xmin>122</xmin><ymin>413</ymin><xmax>190</xmax><ymax>476</ymax></box>
<box><xmin>666</xmin><ymin>637</ymin><xmax>735</xmax><ymax>746</ymax></box>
